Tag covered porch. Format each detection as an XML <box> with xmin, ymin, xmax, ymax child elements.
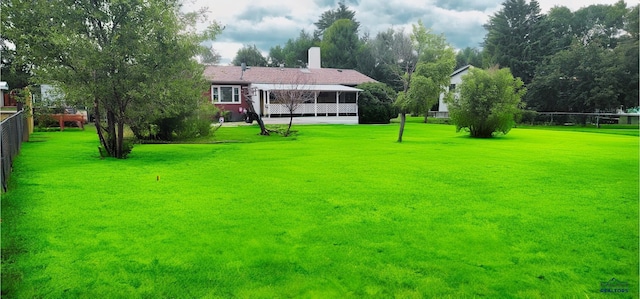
<box><xmin>251</xmin><ymin>84</ymin><xmax>361</xmax><ymax>118</ymax></box>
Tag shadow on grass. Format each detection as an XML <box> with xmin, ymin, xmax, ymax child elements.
<box><xmin>451</xmin><ymin>133</ymin><xmax>519</xmax><ymax>141</ymax></box>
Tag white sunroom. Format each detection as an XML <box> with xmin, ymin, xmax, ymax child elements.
<box><xmin>250</xmin><ymin>84</ymin><xmax>361</xmax><ymax>118</ymax></box>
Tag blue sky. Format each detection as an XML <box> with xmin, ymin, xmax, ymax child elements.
<box><xmin>186</xmin><ymin>0</ymin><xmax>630</xmax><ymax>64</ymax></box>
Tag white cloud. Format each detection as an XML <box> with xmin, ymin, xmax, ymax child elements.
<box><xmin>210</xmin><ymin>41</ymin><xmax>244</xmax><ymax>65</ymax></box>
<box><xmin>186</xmin><ymin>0</ymin><xmax>631</xmax><ymax>63</ymax></box>
<box><xmin>537</xmin><ymin>0</ymin><xmax>626</xmax><ymax>13</ymax></box>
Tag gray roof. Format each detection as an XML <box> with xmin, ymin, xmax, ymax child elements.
<box><xmin>452</xmin><ymin>65</ymin><xmax>472</xmax><ymax>77</ymax></box>
<box><xmin>204</xmin><ymin>65</ymin><xmax>377</xmax><ymax>86</ymax></box>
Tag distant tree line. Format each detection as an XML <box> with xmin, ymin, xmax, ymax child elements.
<box><xmin>231</xmin><ymin>0</ymin><xmax>638</xmax><ymax>115</ymax></box>
<box><xmin>483</xmin><ymin>0</ymin><xmax>638</xmax><ymax>113</ymax></box>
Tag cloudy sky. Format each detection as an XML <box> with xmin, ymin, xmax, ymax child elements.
<box><xmin>186</xmin><ymin>0</ymin><xmax>631</xmax><ymax>65</ymax></box>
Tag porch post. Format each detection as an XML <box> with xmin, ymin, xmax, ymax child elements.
<box><xmin>267</xmin><ymin>90</ymin><xmax>271</xmax><ymax>118</ymax></box>
<box><xmin>314</xmin><ymin>91</ymin><xmax>318</xmax><ymax>117</ymax></box>
<box><xmin>355</xmin><ymin>91</ymin><xmax>359</xmax><ymax>116</ymax></box>
<box><xmin>262</xmin><ymin>90</ymin><xmax>266</xmax><ymax>117</ymax></box>
<box><xmin>336</xmin><ymin>91</ymin><xmax>340</xmax><ymax>116</ymax></box>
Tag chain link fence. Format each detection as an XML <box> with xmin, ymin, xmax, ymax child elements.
<box><xmin>1</xmin><ymin>110</ymin><xmax>25</xmax><ymax>192</ymax></box>
<box><xmin>532</xmin><ymin>112</ymin><xmax>634</xmax><ymax>126</ymax></box>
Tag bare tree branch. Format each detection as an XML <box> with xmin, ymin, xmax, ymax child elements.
<box><xmin>270</xmin><ymin>73</ymin><xmax>316</xmax><ymax>136</ymax></box>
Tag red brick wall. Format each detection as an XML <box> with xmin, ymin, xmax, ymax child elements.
<box><xmin>208</xmin><ymin>84</ymin><xmax>250</xmax><ymax>122</ymax></box>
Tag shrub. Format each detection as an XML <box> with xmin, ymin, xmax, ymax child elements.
<box><xmin>98</xmin><ymin>139</ymin><xmax>134</xmax><ymax>158</ymax></box>
<box><xmin>34</xmin><ymin>107</ymin><xmax>58</xmax><ymax>129</ymax></box>
<box><xmin>517</xmin><ymin>109</ymin><xmax>538</xmax><ymax>125</ymax></box>
<box><xmin>357</xmin><ymin>82</ymin><xmax>398</xmax><ymax>124</ymax></box>
<box><xmin>446</xmin><ymin>67</ymin><xmax>526</xmax><ymax>138</ymax></box>
<box><xmin>174</xmin><ymin>116</ymin><xmax>213</xmax><ymax>139</ymax></box>
<box><xmin>134</xmin><ymin>102</ymin><xmax>218</xmax><ymax>141</ymax></box>
<box><xmin>175</xmin><ymin>102</ymin><xmax>218</xmax><ymax>139</ymax></box>
<box><xmin>152</xmin><ymin>116</ymin><xmax>181</xmax><ymax>140</ymax></box>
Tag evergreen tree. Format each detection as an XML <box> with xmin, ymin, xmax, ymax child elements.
<box><xmin>232</xmin><ymin>45</ymin><xmax>268</xmax><ymax>67</ymax></box>
<box><xmin>455</xmin><ymin>47</ymin><xmax>483</xmax><ymax>69</ymax></box>
<box><xmin>321</xmin><ymin>19</ymin><xmax>360</xmax><ymax>69</ymax></box>
<box><xmin>366</xmin><ymin>27</ymin><xmax>415</xmax><ymax>92</ymax></box>
<box><xmin>525</xmin><ymin>2</ymin><xmax>637</xmax><ymax>113</ymax></box>
<box><xmin>267</xmin><ymin>30</ymin><xmax>315</xmax><ymax>68</ymax></box>
<box><xmin>483</xmin><ymin>0</ymin><xmax>544</xmax><ymax>84</ymax></box>
<box><xmin>314</xmin><ymin>2</ymin><xmax>360</xmax><ymax>39</ymax></box>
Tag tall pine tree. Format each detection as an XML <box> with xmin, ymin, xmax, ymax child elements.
<box><xmin>483</xmin><ymin>0</ymin><xmax>544</xmax><ymax>84</ymax></box>
<box><xmin>314</xmin><ymin>2</ymin><xmax>360</xmax><ymax>39</ymax></box>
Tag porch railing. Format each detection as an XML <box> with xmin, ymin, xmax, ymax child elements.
<box><xmin>267</xmin><ymin>103</ymin><xmax>357</xmax><ymax>116</ymax></box>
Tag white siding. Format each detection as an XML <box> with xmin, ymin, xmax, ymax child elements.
<box><xmin>438</xmin><ymin>66</ymin><xmax>471</xmax><ymax>114</ymax></box>
<box><xmin>308</xmin><ymin>47</ymin><xmax>321</xmax><ymax>69</ymax></box>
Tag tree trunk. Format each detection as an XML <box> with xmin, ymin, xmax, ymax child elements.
<box><xmin>286</xmin><ymin>113</ymin><xmax>293</xmax><ymax>137</ymax></box>
<box><xmin>243</xmin><ymin>94</ymin><xmax>270</xmax><ymax>136</ymax></box>
<box><xmin>424</xmin><ymin>113</ymin><xmax>428</xmax><ymax>123</ymax></box>
<box><xmin>116</xmin><ymin>120</ymin><xmax>125</xmax><ymax>158</ymax></box>
<box><xmin>247</xmin><ymin>111</ymin><xmax>269</xmax><ymax>136</ymax></box>
<box><xmin>106</xmin><ymin>110</ymin><xmax>117</xmax><ymax>157</ymax></box>
<box><xmin>94</xmin><ymin>99</ymin><xmax>109</xmax><ymax>156</ymax></box>
<box><xmin>255</xmin><ymin>114</ymin><xmax>269</xmax><ymax>135</ymax></box>
<box><xmin>397</xmin><ymin>112</ymin><xmax>406</xmax><ymax>142</ymax></box>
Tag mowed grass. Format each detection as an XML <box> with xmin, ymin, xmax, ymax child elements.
<box><xmin>2</xmin><ymin>122</ymin><xmax>638</xmax><ymax>298</ymax></box>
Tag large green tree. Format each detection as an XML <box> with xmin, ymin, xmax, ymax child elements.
<box><xmin>366</xmin><ymin>27</ymin><xmax>415</xmax><ymax>92</ymax></box>
<box><xmin>0</xmin><ymin>40</ymin><xmax>31</xmax><ymax>90</ymax></box>
<box><xmin>525</xmin><ymin>2</ymin><xmax>637</xmax><ymax>113</ymax></box>
<box><xmin>615</xmin><ymin>4</ymin><xmax>640</xmax><ymax>109</ymax></box>
<box><xmin>353</xmin><ymin>33</ymin><xmax>377</xmax><ymax>80</ymax></box>
<box><xmin>483</xmin><ymin>0</ymin><xmax>544</xmax><ymax>84</ymax></box>
<box><xmin>572</xmin><ymin>0</ymin><xmax>628</xmax><ymax>48</ymax></box>
<box><xmin>447</xmin><ymin>67</ymin><xmax>526</xmax><ymax>138</ymax></box>
<box><xmin>2</xmin><ymin>0</ymin><xmax>221</xmax><ymax>158</ymax></box>
<box><xmin>455</xmin><ymin>47</ymin><xmax>483</xmax><ymax>70</ymax></box>
<box><xmin>535</xmin><ymin>6</ymin><xmax>574</xmax><ymax>58</ymax></box>
<box><xmin>526</xmin><ymin>41</ymin><xmax>631</xmax><ymax>113</ymax></box>
<box><xmin>267</xmin><ymin>45</ymin><xmax>287</xmax><ymax>67</ymax></box>
<box><xmin>232</xmin><ymin>44</ymin><xmax>268</xmax><ymax>67</ymax></box>
<box><xmin>320</xmin><ymin>19</ymin><xmax>360</xmax><ymax>69</ymax></box>
<box><xmin>198</xmin><ymin>45</ymin><xmax>222</xmax><ymax>65</ymax></box>
<box><xmin>314</xmin><ymin>1</ymin><xmax>360</xmax><ymax>39</ymax></box>
<box><xmin>357</xmin><ymin>82</ymin><xmax>398</xmax><ymax>124</ymax></box>
<box><xmin>268</xmin><ymin>30</ymin><xmax>316</xmax><ymax>68</ymax></box>
<box><xmin>395</xmin><ymin>21</ymin><xmax>455</xmax><ymax>142</ymax></box>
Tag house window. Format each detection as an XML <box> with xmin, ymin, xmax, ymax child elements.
<box><xmin>211</xmin><ymin>85</ymin><xmax>241</xmax><ymax>103</ymax></box>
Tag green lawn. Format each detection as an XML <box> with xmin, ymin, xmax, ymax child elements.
<box><xmin>2</xmin><ymin>122</ymin><xmax>638</xmax><ymax>298</ymax></box>
<box><xmin>518</xmin><ymin>124</ymin><xmax>640</xmax><ymax>137</ymax></box>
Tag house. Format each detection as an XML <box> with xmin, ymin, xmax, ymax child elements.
<box><xmin>1</xmin><ymin>81</ymin><xmax>10</xmax><ymax>107</ymax></box>
<box><xmin>1</xmin><ymin>84</ymin><xmax>64</xmax><ymax>108</ymax></box>
<box><xmin>436</xmin><ymin>65</ymin><xmax>472</xmax><ymax>118</ymax></box>
<box><xmin>203</xmin><ymin>47</ymin><xmax>377</xmax><ymax>121</ymax></box>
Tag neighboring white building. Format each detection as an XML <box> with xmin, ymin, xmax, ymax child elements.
<box><xmin>0</xmin><ymin>83</ymin><xmax>66</xmax><ymax>108</ymax></box>
<box><xmin>39</xmin><ymin>84</ymin><xmax>65</xmax><ymax>106</ymax></box>
<box><xmin>437</xmin><ymin>65</ymin><xmax>472</xmax><ymax>118</ymax></box>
